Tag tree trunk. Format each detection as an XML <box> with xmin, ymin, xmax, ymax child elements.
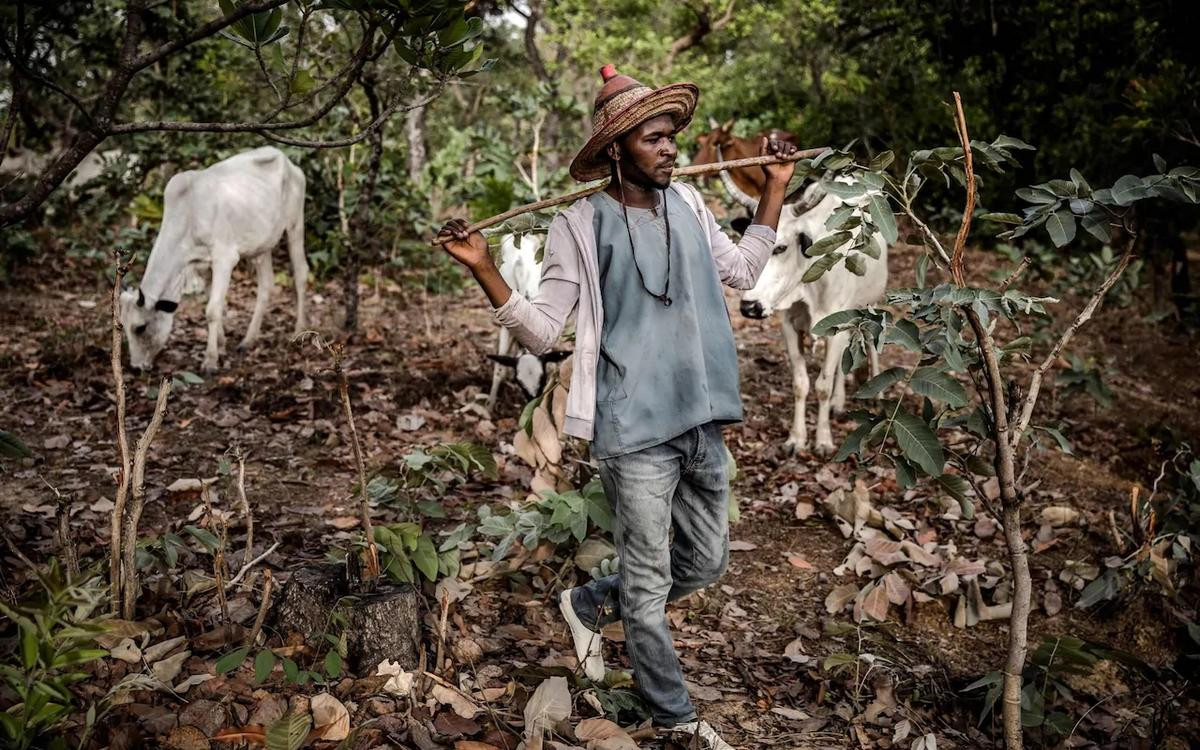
<box><xmin>405</xmin><ymin>104</ymin><xmax>428</xmax><ymax>182</ymax></box>
<box><xmin>270</xmin><ymin>565</ymin><xmax>421</xmax><ymax>673</ymax></box>
<box><xmin>343</xmin><ymin>77</ymin><xmax>385</xmax><ymax>332</ymax></box>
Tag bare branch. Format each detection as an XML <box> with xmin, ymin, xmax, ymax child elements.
<box><xmin>254</xmin><ymin>45</ymin><xmax>284</xmax><ymax>104</ymax></box>
<box><xmin>998</xmin><ymin>256</ymin><xmax>1032</xmax><ymax>292</ymax></box>
<box><xmin>121</xmin><ymin>376</ymin><xmax>172</xmax><ymax>619</ymax></box>
<box><xmin>665</xmin><ymin>0</ymin><xmax>736</xmax><ymax>69</ymax></box>
<box><xmin>257</xmin><ymin>83</ymin><xmax>444</xmax><ymax>149</ymax></box>
<box><xmin>949</xmin><ymin>92</ymin><xmax>974</xmax><ymax>286</ymax></box>
<box><xmin>1010</xmin><ymin>232</ymin><xmax>1136</xmax><ymax>446</ymax></box>
<box><xmin>109</xmin><ymin>252</ymin><xmax>132</xmax><ymax>613</ymax></box>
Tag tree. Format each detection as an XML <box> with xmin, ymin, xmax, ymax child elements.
<box><xmin>0</xmin><ymin>0</ymin><xmax>493</xmax><ymax>227</ymax></box>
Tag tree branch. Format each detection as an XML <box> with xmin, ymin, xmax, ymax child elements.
<box><xmin>949</xmin><ymin>92</ymin><xmax>974</xmax><ymax>285</ymax></box>
<box><xmin>257</xmin><ymin>82</ymin><xmax>444</xmax><ymax>149</ymax></box>
<box><xmin>1009</xmin><ymin>231</ymin><xmax>1136</xmax><ymax>446</ymax></box>
<box><xmin>664</xmin><ymin>0</ymin><xmax>736</xmax><ymax>68</ymax></box>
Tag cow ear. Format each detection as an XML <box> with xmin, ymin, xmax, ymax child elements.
<box><xmin>487</xmin><ymin>354</ymin><xmax>518</xmax><ymax>368</ymax></box>
<box><xmin>136</xmin><ymin>288</ymin><xmax>145</xmax><ymax>307</ymax></box>
<box><xmin>730</xmin><ymin>217</ymin><xmax>752</xmax><ymax>236</ymax></box>
<box><xmin>539</xmin><ymin>350</ymin><xmax>572</xmax><ymax>364</ymax></box>
<box><xmin>154</xmin><ymin>299</ymin><xmax>178</xmax><ymax>313</ymax></box>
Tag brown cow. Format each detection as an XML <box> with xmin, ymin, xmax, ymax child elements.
<box><xmin>692</xmin><ymin>118</ymin><xmax>798</xmax><ymax>198</ymax></box>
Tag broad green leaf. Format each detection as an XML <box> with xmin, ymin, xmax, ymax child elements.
<box><xmin>50</xmin><ymin>648</ymin><xmax>107</xmax><ymax>668</ymax></box>
<box><xmin>0</xmin><ymin>429</ymin><xmax>32</xmax><ymax>458</ymax></box>
<box><xmin>885</xmin><ymin>319</ymin><xmax>922</xmax><ymax>352</ymax></box>
<box><xmin>834</xmin><ymin>419</ymin><xmax>875</xmax><ymax>462</ymax></box>
<box><xmin>324</xmin><ymin>650</ymin><xmax>342</xmax><ymax>678</ymax></box>
<box><xmin>216</xmin><ymin>646</ymin><xmax>251</xmax><ymax>675</ymax></box>
<box><xmin>867</xmin><ymin>193</ymin><xmax>898</xmax><ymax>244</ymax></box>
<box><xmin>1069</xmin><ymin>168</ymin><xmax>1092</xmax><ymax>195</ymax></box>
<box><xmin>282</xmin><ymin>657</ymin><xmax>299</xmax><ymax>683</ymax></box>
<box><xmin>807</xmin><ymin>230</ymin><xmax>851</xmax><ymax>256</ymax></box>
<box><xmin>802</xmin><ymin>252</ymin><xmax>842</xmax><ymax>283</ymax></box>
<box><xmin>891</xmin><ymin>412</ymin><xmax>945</xmax><ymax>476</ymax></box>
<box><xmin>845</xmin><ymin>253</ymin><xmax>867</xmax><ymax>276</ymax></box>
<box><xmin>853</xmin><ymin>367</ymin><xmax>907</xmax><ymax>399</ymax></box>
<box><xmin>869</xmin><ymin>151</ymin><xmax>894</xmax><ymax>171</ymax></box>
<box><xmin>265</xmin><ymin>712</ymin><xmax>311</xmax><ymax>750</ymax></box>
<box><xmin>992</xmin><ymin>135</ymin><xmax>1035</xmax><ymax>151</ymax></box>
<box><xmin>1153</xmin><ymin>153</ymin><xmax>1167</xmax><ymax>173</ymax></box>
<box><xmin>21</xmin><ymin>624</ymin><xmax>37</xmax><ymax>669</ymax></box>
<box><xmin>1110</xmin><ymin>175</ymin><xmax>1144</xmax><ymax>206</ymax></box>
<box><xmin>254</xmin><ymin>649</ymin><xmax>276</xmax><ymax>684</ymax></box>
<box><xmin>1015</xmin><ymin>187</ymin><xmax>1056</xmax><ymax>205</ymax></box>
<box><xmin>178</xmin><ymin>371</ymin><xmax>204</xmax><ymax>385</ymax></box>
<box><xmin>1044</xmin><ymin>207</ymin><xmax>1076</xmax><ymax>247</ymax></box>
<box><xmin>412</xmin><ymin>535</ymin><xmax>439</xmax><ymax>581</ymax></box>
<box><xmin>1036</xmin><ymin>426</ymin><xmax>1072</xmax><ymax>454</ymax></box>
<box><xmin>822</xmin><ymin>180</ymin><xmax>866</xmax><ymax>200</ymax></box>
<box><xmin>184</xmin><ymin>525</ymin><xmax>221</xmax><ymax>554</ymax></box>
<box><xmin>812</xmin><ymin>309</ymin><xmax>864</xmax><ymax>336</ymax></box>
<box><xmin>910</xmin><ymin>367</ymin><xmax>968</xmax><ymax>408</ymax></box>
<box><xmin>1080</xmin><ymin>213</ymin><xmax>1111</xmax><ymax>243</ymax></box>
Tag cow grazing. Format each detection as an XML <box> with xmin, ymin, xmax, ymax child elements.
<box><xmin>731</xmin><ymin>178</ymin><xmax>888</xmax><ymax>456</ymax></box>
<box><xmin>692</xmin><ymin>118</ymin><xmax>798</xmax><ymax>198</ymax></box>
<box><xmin>486</xmin><ymin>233</ymin><xmax>571</xmax><ymax>410</ymax></box>
<box><xmin>120</xmin><ymin>146</ymin><xmax>307</xmax><ymax>372</ymax></box>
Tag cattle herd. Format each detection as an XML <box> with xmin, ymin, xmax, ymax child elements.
<box><xmin>50</xmin><ymin>131</ymin><xmax>887</xmax><ymax>452</ymax></box>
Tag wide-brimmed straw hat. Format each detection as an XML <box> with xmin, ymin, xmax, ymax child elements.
<box><xmin>568</xmin><ymin>64</ymin><xmax>699</xmax><ymax>183</ymax></box>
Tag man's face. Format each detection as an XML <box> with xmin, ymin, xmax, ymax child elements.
<box><xmin>613</xmin><ymin>113</ymin><xmax>679</xmax><ymax>189</ymax></box>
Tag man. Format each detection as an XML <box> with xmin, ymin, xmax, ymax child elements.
<box><xmin>437</xmin><ymin>65</ymin><xmax>797</xmax><ymax>750</ymax></box>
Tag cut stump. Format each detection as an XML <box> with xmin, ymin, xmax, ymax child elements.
<box><xmin>270</xmin><ymin>565</ymin><xmax>421</xmax><ymax>673</ymax></box>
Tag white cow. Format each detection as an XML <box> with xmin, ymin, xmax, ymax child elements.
<box><xmin>486</xmin><ymin>233</ymin><xmax>571</xmax><ymax>410</ymax></box>
<box><xmin>726</xmin><ymin>173</ymin><xmax>888</xmax><ymax>455</ymax></box>
<box><xmin>120</xmin><ymin>146</ymin><xmax>307</xmax><ymax>371</ymax></box>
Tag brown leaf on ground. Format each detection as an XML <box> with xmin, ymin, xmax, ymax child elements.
<box><xmin>825</xmin><ymin>583</ymin><xmax>859</xmax><ymax>614</ymax></box>
<box><xmin>310</xmin><ymin>693</ymin><xmax>350</xmax><ymax>741</ymax></box>
<box><xmin>162</xmin><ymin>725</ymin><xmax>209</xmax><ymax>750</ymax></box>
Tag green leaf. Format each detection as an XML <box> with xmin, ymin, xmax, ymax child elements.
<box><xmin>1069</xmin><ymin>168</ymin><xmax>1092</xmax><ymax>195</ymax></box>
<box><xmin>812</xmin><ymin>309</ymin><xmax>864</xmax><ymax>336</ymax></box>
<box><xmin>178</xmin><ymin>371</ymin><xmax>204</xmax><ymax>385</ymax></box>
<box><xmin>854</xmin><ymin>367</ymin><xmax>907</xmax><ymax>399</ymax></box>
<box><xmin>938</xmin><ymin>474</ymin><xmax>973</xmax><ymax>518</ymax></box>
<box><xmin>21</xmin><ymin>624</ymin><xmax>38</xmax><ymax>669</ymax></box>
<box><xmin>807</xmin><ymin>230</ymin><xmax>851</xmax><ymax>256</ymax></box>
<box><xmin>1044</xmin><ymin>207</ymin><xmax>1076</xmax><ymax>247</ymax></box>
<box><xmin>254</xmin><ymin>649</ymin><xmax>276</xmax><ymax>684</ymax></box>
<box><xmin>910</xmin><ymin>367</ymin><xmax>968</xmax><ymax>408</ymax></box>
<box><xmin>265</xmin><ymin>712</ymin><xmax>312</xmax><ymax>750</ymax></box>
<box><xmin>867</xmin><ymin>193</ymin><xmax>898</xmax><ymax>245</ymax></box>
<box><xmin>184</xmin><ymin>525</ymin><xmax>221</xmax><ymax>554</ymax></box>
<box><xmin>802</xmin><ymin>252</ymin><xmax>842</xmax><ymax>283</ymax></box>
<box><xmin>1080</xmin><ymin>213</ymin><xmax>1111</xmax><ymax>243</ymax></box>
<box><xmin>891</xmin><ymin>412</ymin><xmax>945</xmax><ymax>477</ymax></box>
<box><xmin>1036</xmin><ymin>426</ymin><xmax>1072</xmax><ymax>454</ymax></box>
<box><xmin>885</xmin><ymin>319</ymin><xmax>922</xmax><ymax>352</ymax></box>
<box><xmin>412</xmin><ymin>534</ymin><xmax>439</xmax><ymax>581</ymax></box>
<box><xmin>893</xmin><ymin>455</ymin><xmax>916</xmax><ymax>488</ymax></box>
<box><xmin>992</xmin><ymin>135</ymin><xmax>1035</xmax><ymax>151</ymax></box>
<box><xmin>834</xmin><ymin>419</ymin><xmax>875</xmax><ymax>462</ymax></box>
<box><xmin>1016</xmin><ymin>187</ymin><xmax>1057</xmax><ymax>205</ymax></box>
<box><xmin>281</xmin><ymin>657</ymin><xmax>300</xmax><ymax>684</ymax></box>
<box><xmin>1110</xmin><ymin>175</ymin><xmax>1144</xmax><ymax>206</ymax></box>
<box><xmin>823</xmin><ymin>652</ymin><xmax>857</xmax><ymax>671</ymax></box>
<box><xmin>868</xmin><ymin>151</ymin><xmax>894</xmax><ymax>171</ymax></box>
<box><xmin>1153</xmin><ymin>153</ymin><xmax>1167</xmax><ymax>173</ymax></box>
<box><xmin>844</xmin><ymin>253</ymin><xmax>867</xmax><ymax>276</ymax></box>
<box><xmin>324</xmin><ymin>650</ymin><xmax>342</xmax><ymax>679</ymax></box>
<box><xmin>0</xmin><ymin>429</ymin><xmax>32</xmax><ymax>458</ymax></box>
<box><xmin>51</xmin><ymin>648</ymin><xmax>107</xmax><ymax>668</ymax></box>
<box><xmin>216</xmin><ymin>646</ymin><xmax>251</xmax><ymax>675</ymax></box>
<box><xmin>979</xmin><ymin>212</ymin><xmax>1022</xmax><ymax>224</ymax></box>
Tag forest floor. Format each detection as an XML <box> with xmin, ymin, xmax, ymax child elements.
<box><xmin>2</xmin><ymin>232</ymin><xmax>1199</xmax><ymax>750</ymax></box>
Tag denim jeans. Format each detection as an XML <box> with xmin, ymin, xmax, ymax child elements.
<box><xmin>570</xmin><ymin>421</ymin><xmax>731</xmax><ymax>726</ymax></box>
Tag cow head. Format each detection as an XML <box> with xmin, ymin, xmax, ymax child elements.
<box><xmin>692</xmin><ymin>117</ymin><xmax>736</xmax><ymax>170</ymax></box>
<box><xmin>740</xmin><ymin>184</ymin><xmax>840</xmax><ymax>319</ymax></box>
<box><xmin>488</xmin><ymin>350</ymin><xmax>572</xmax><ymax>400</ymax></box>
<box><xmin>119</xmin><ymin>287</ymin><xmax>178</xmax><ymax>369</ymax></box>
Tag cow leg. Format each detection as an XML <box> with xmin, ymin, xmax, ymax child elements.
<box><xmin>832</xmin><ymin>358</ymin><xmax>847</xmax><ymax>414</ymax></box>
<box><xmin>241</xmin><ymin>251</ymin><xmax>273</xmax><ymax>349</ymax></box>
<box><xmin>780</xmin><ymin>311</ymin><xmax>809</xmax><ymax>455</ymax></box>
<box><xmin>814</xmin><ymin>331</ymin><xmax>850</xmax><ymax>455</ymax></box>
<box><xmin>486</xmin><ymin>326</ymin><xmax>514</xmax><ymax>413</ymax></box>
<box><xmin>203</xmin><ymin>254</ymin><xmax>236</xmax><ymax>372</ymax></box>
<box><xmin>287</xmin><ymin>220</ymin><xmax>309</xmax><ymax>333</ymax></box>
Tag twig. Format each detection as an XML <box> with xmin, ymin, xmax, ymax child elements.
<box><xmin>1010</xmin><ymin>233</ymin><xmax>1136</xmax><ymax>446</ymax></box>
<box><xmin>244</xmin><ymin>569</ymin><xmax>274</xmax><ymax>647</ymax></box>
<box><xmin>434</xmin><ymin>591</ymin><xmax>450</xmax><ymax>675</ymax></box>
<box><xmin>999</xmin><ymin>257</ymin><xmax>1032</xmax><ymax>292</ymax></box>
<box><xmin>224</xmin><ymin>542</ymin><xmax>280</xmax><ymax>592</ymax></box>
<box><xmin>234</xmin><ymin>449</ymin><xmax>254</xmax><ymax>569</ymax></box>
<box><xmin>427</xmin><ymin>147</ymin><xmax>829</xmax><ymax>244</ymax></box>
<box><xmin>950</xmin><ymin>92</ymin><xmax>974</xmax><ymax>285</ymax></box>
<box><xmin>109</xmin><ymin>251</ymin><xmax>131</xmax><ymax>613</ymax></box>
<box><xmin>332</xmin><ymin>343</ymin><xmax>379</xmax><ymax>581</ymax></box>
<box><xmin>120</xmin><ymin>378</ymin><xmax>172</xmax><ymax>619</ymax></box>
<box><xmin>203</xmin><ymin>482</ymin><xmax>230</xmax><ymax>623</ymax></box>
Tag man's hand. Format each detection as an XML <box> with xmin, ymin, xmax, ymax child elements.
<box><xmin>759</xmin><ymin>137</ymin><xmax>798</xmax><ymax>186</ymax></box>
<box><xmin>436</xmin><ymin>219</ymin><xmax>491</xmax><ymax>272</ymax></box>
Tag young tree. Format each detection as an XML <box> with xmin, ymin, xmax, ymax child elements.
<box><xmin>803</xmin><ymin>94</ymin><xmax>1199</xmax><ymax>748</ymax></box>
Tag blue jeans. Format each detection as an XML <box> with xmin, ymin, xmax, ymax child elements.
<box><xmin>571</xmin><ymin>422</ymin><xmax>731</xmax><ymax>726</ymax></box>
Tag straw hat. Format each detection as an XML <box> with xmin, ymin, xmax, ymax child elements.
<box><xmin>568</xmin><ymin>64</ymin><xmax>699</xmax><ymax>183</ymax></box>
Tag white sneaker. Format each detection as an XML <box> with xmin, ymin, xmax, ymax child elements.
<box><xmin>660</xmin><ymin>720</ymin><xmax>736</xmax><ymax>750</ymax></box>
<box><xmin>558</xmin><ymin>588</ymin><xmax>606</xmax><ymax>682</ymax></box>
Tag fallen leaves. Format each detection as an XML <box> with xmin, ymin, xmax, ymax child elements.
<box><xmin>310</xmin><ymin>693</ymin><xmax>350</xmax><ymax>741</ymax></box>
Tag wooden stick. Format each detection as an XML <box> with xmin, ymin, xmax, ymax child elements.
<box><xmin>427</xmin><ymin>146</ymin><xmax>829</xmax><ymax>245</ymax></box>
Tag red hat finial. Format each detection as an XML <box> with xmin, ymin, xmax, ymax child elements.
<box><xmin>599</xmin><ymin>64</ymin><xmax>618</xmax><ymax>82</ymax></box>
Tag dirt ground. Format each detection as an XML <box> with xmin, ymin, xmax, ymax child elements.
<box><xmin>1</xmin><ymin>232</ymin><xmax>1198</xmax><ymax>749</ymax></box>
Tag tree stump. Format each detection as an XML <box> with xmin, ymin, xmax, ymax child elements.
<box><xmin>270</xmin><ymin>565</ymin><xmax>421</xmax><ymax>674</ymax></box>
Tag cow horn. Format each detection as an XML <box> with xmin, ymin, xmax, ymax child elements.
<box><xmin>785</xmin><ymin>181</ymin><xmax>828</xmax><ymax>214</ymax></box>
<box><xmin>708</xmin><ymin>116</ymin><xmax>719</xmax><ymax>129</ymax></box>
<box><xmin>716</xmin><ymin>143</ymin><xmax>759</xmax><ymax>211</ymax></box>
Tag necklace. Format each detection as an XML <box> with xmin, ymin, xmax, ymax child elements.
<box><xmin>615</xmin><ymin>162</ymin><xmax>672</xmax><ymax>307</ymax></box>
